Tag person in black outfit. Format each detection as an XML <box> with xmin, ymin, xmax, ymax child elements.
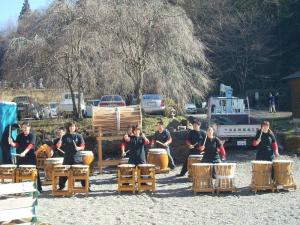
<box><xmin>8</xmin><ymin>122</ymin><xmax>42</xmax><ymax>193</ymax></box>
<box><xmin>56</xmin><ymin>122</ymin><xmax>86</xmax><ymax>190</ymax></box>
<box><xmin>123</xmin><ymin>125</ymin><xmax>150</xmax><ymax>166</ymax></box>
<box><xmin>51</xmin><ymin>127</ymin><xmax>66</xmax><ymax>158</ymax></box>
<box><xmin>120</xmin><ymin>125</ymin><xmax>134</xmax><ymax>158</ymax></box>
<box><xmin>1</xmin><ymin>123</ymin><xmax>20</xmax><ymax>164</ymax></box>
<box><xmin>252</xmin><ymin>120</ymin><xmax>279</xmax><ymax>161</ymax></box>
<box><xmin>177</xmin><ymin>119</ymin><xmax>206</xmax><ymax>177</ymax></box>
<box><xmin>151</xmin><ymin>121</ymin><xmax>176</xmax><ymax>169</ymax></box>
<box><xmin>199</xmin><ymin>127</ymin><xmax>226</xmax><ymax>163</ymax></box>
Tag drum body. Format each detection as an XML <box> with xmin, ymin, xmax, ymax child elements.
<box><xmin>71</xmin><ymin>165</ymin><xmax>89</xmax><ymax>176</ymax></box>
<box><xmin>117</xmin><ymin>164</ymin><xmax>136</xmax><ymax>176</ymax></box>
<box><xmin>137</xmin><ymin>164</ymin><xmax>155</xmax><ymax>176</ymax></box>
<box><xmin>36</xmin><ymin>144</ymin><xmax>53</xmax><ymax>158</ymax></box>
<box><xmin>44</xmin><ymin>158</ymin><xmax>64</xmax><ymax>181</ymax></box>
<box><xmin>214</xmin><ymin>163</ymin><xmax>236</xmax><ymax>190</ymax></box>
<box><xmin>251</xmin><ymin>161</ymin><xmax>273</xmax><ymax>187</ymax></box>
<box><xmin>192</xmin><ymin>163</ymin><xmax>214</xmax><ymax>192</ymax></box>
<box><xmin>273</xmin><ymin>160</ymin><xmax>295</xmax><ymax>186</ymax></box>
<box><xmin>74</xmin><ymin>151</ymin><xmax>94</xmax><ymax>165</ymax></box>
<box><xmin>188</xmin><ymin>155</ymin><xmax>203</xmax><ymax>180</ymax></box>
<box><xmin>147</xmin><ymin>148</ymin><xmax>168</xmax><ymax>170</ymax></box>
<box><xmin>0</xmin><ymin>164</ymin><xmax>17</xmax><ymax>176</ymax></box>
<box><xmin>18</xmin><ymin>165</ymin><xmax>36</xmax><ymax>176</ymax></box>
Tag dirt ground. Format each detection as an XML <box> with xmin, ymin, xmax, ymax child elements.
<box><xmin>38</xmin><ymin>150</ymin><xmax>300</xmax><ymax>225</ymax></box>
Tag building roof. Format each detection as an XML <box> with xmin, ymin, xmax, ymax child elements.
<box><xmin>282</xmin><ymin>70</ymin><xmax>300</xmax><ymax>80</ymax></box>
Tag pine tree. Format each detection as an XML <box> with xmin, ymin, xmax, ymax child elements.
<box><xmin>19</xmin><ymin>0</ymin><xmax>31</xmax><ymax>21</ymax></box>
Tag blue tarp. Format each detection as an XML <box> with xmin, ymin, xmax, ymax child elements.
<box><xmin>0</xmin><ymin>101</ymin><xmax>17</xmax><ymax>163</ymax></box>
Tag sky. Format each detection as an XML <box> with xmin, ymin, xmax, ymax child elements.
<box><xmin>0</xmin><ymin>0</ymin><xmax>52</xmax><ymax>30</ymax></box>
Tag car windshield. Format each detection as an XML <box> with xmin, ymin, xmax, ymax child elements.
<box><xmin>13</xmin><ymin>96</ymin><xmax>28</xmax><ymax>102</ymax></box>
<box><xmin>143</xmin><ymin>94</ymin><xmax>161</xmax><ymax>100</ymax></box>
<box><xmin>101</xmin><ymin>96</ymin><xmax>123</xmax><ymax>102</ymax></box>
<box><xmin>50</xmin><ymin>103</ymin><xmax>57</xmax><ymax>108</ymax></box>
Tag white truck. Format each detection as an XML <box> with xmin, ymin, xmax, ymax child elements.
<box><xmin>57</xmin><ymin>92</ymin><xmax>86</xmax><ymax>117</ymax></box>
<box><xmin>207</xmin><ymin>85</ymin><xmax>260</xmax><ymax>148</ymax></box>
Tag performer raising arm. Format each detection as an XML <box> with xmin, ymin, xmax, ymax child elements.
<box><xmin>199</xmin><ymin>127</ymin><xmax>226</xmax><ymax>163</ymax></box>
<box><xmin>151</xmin><ymin>121</ymin><xmax>176</xmax><ymax>169</ymax></box>
<box><xmin>252</xmin><ymin>120</ymin><xmax>279</xmax><ymax>161</ymax></box>
<box><xmin>123</xmin><ymin>125</ymin><xmax>150</xmax><ymax>166</ymax></box>
<box><xmin>177</xmin><ymin>119</ymin><xmax>206</xmax><ymax>177</ymax></box>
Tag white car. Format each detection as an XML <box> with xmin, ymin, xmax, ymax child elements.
<box><xmin>141</xmin><ymin>94</ymin><xmax>165</xmax><ymax>114</ymax></box>
<box><xmin>49</xmin><ymin>102</ymin><xmax>59</xmax><ymax>117</ymax></box>
<box><xmin>185</xmin><ymin>103</ymin><xmax>197</xmax><ymax>114</ymax></box>
<box><xmin>86</xmin><ymin>99</ymin><xmax>101</xmax><ymax>117</ymax></box>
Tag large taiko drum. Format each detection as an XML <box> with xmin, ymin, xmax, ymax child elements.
<box><xmin>273</xmin><ymin>160</ymin><xmax>296</xmax><ymax>188</ymax></box>
<box><xmin>44</xmin><ymin>158</ymin><xmax>64</xmax><ymax>181</ymax></box>
<box><xmin>0</xmin><ymin>164</ymin><xmax>17</xmax><ymax>182</ymax></box>
<box><xmin>188</xmin><ymin>155</ymin><xmax>203</xmax><ymax>181</ymax></box>
<box><xmin>18</xmin><ymin>165</ymin><xmax>36</xmax><ymax>176</ymax></box>
<box><xmin>214</xmin><ymin>163</ymin><xmax>236</xmax><ymax>190</ymax></box>
<box><xmin>0</xmin><ymin>164</ymin><xmax>17</xmax><ymax>176</ymax></box>
<box><xmin>251</xmin><ymin>161</ymin><xmax>273</xmax><ymax>188</ymax></box>
<box><xmin>117</xmin><ymin>164</ymin><xmax>136</xmax><ymax>177</ymax></box>
<box><xmin>137</xmin><ymin>164</ymin><xmax>155</xmax><ymax>176</ymax></box>
<box><xmin>71</xmin><ymin>165</ymin><xmax>89</xmax><ymax>176</ymax></box>
<box><xmin>147</xmin><ymin>148</ymin><xmax>168</xmax><ymax>171</ymax></box>
<box><xmin>74</xmin><ymin>151</ymin><xmax>94</xmax><ymax>165</ymax></box>
<box><xmin>192</xmin><ymin>163</ymin><xmax>214</xmax><ymax>192</ymax></box>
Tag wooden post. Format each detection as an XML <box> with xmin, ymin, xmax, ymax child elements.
<box><xmin>98</xmin><ymin>128</ymin><xmax>103</xmax><ymax>174</ymax></box>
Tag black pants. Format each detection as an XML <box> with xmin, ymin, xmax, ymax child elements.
<box><xmin>1</xmin><ymin>145</ymin><xmax>13</xmax><ymax>164</ymax></box>
<box><xmin>59</xmin><ymin>176</ymin><xmax>86</xmax><ymax>188</ymax></box>
<box><xmin>201</xmin><ymin>157</ymin><xmax>221</xmax><ymax>179</ymax></box>
<box><xmin>179</xmin><ymin>148</ymin><xmax>200</xmax><ymax>175</ymax></box>
<box><xmin>58</xmin><ymin>163</ymin><xmax>87</xmax><ymax>189</ymax></box>
<box><xmin>17</xmin><ymin>157</ymin><xmax>42</xmax><ymax>192</ymax></box>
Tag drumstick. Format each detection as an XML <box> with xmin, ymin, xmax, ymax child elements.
<box><xmin>8</xmin><ymin>125</ymin><xmax>11</xmax><ymax>139</ymax></box>
<box><xmin>125</xmin><ymin>150</ymin><xmax>130</xmax><ymax>154</ymax></box>
<box><xmin>156</xmin><ymin>140</ymin><xmax>166</xmax><ymax>147</ymax></box>
<box><xmin>203</xmin><ymin>135</ymin><xmax>207</xmax><ymax>146</ymax></box>
<box><xmin>259</xmin><ymin>130</ymin><xmax>262</xmax><ymax>140</ymax></box>
<box><xmin>73</xmin><ymin>140</ymin><xmax>77</xmax><ymax>148</ymax></box>
<box><xmin>57</xmin><ymin>148</ymin><xmax>65</xmax><ymax>154</ymax></box>
<box><xmin>192</xmin><ymin>142</ymin><xmax>198</xmax><ymax>148</ymax></box>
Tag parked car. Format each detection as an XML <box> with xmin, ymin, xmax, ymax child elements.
<box><xmin>57</xmin><ymin>92</ymin><xmax>86</xmax><ymax>117</ymax></box>
<box><xmin>185</xmin><ymin>103</ymin><xmax>197</xmax><ymax>114</ymax></box>
<box><xmin>99</xmin><ymin>95</ymin><xmax>126</xmax><ymax>107</ymax></box>
<box><xmin>12</xmin><ymin>96</ymin><xmax>43</xmax><ymax>120</ymax></box>
<box><xmin>49</xmin><ymin>102</ymin><xmax>59</xmax><ymax>117</ymax></box>
<box><xmin>141</xmin><ymin>94</ymin><xmax>165</xmax><ymax>114</ymax></box>
<box><xmin>86</xmin><ymin>99</ymin><xmax>101</xmax><ymax>117</ymax></box>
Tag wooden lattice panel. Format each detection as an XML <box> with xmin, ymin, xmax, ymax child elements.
<box><xmin>92</xmin><ymin>105</ymin><xmax>142</xmax><ymax>135</ymax></box>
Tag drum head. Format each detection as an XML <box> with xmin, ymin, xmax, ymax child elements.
<box><xmin>251</xmin><ymin>160</ymin><xmax>272</xmax><ymax>164</ymax></box>
<box><xmin>71</xmin><ymin>165</ymin><xmax>89</xmax><ymax>169</ymax></box>
<box><xmin>189</xmin><ymin>155</ymin><xmax>203</xmax><ymax>158</ymax></box>
<box><xmin>149</xmin><ymin>148</ymin><xmax>166</xmax><ymax>154</ymax></box>
<box><xmin>273</xmin><ymin>160</ymin><xmax>293</xmax><ymax>163</ymax></box>
<box><xmin>215</xmin><ymin>163</ymin><xmax>236</xmax><ymax>166</ymax></box>
<box><xmin>138</xmin><ymin>164</ymin><xmax>155</xmax><ymax>168</ymax></box>
<box><xmin>79</xmin><ymin>151</ymin><xmax>94</xmax><ymax>156</ymax></box>
<box><xmin>192</xmin><ymin>163</ymin><xmax>213</xmax><ymax>166</ymax></box>
<box><xmin>118</xmin><ymin>164</ymin><xmax>135</xmax><ymax>168</ymax></box>
<box><xmin>0</xmin><ymin>164</ymin><xmax>17</xmax><ymax>168</ymax></box>
<box><xmin>19</xmin><ymin>165</ymin><xmax>36</xmax><ymax>168</ymax></box>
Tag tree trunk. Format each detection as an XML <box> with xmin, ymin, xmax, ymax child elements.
<box><xmin>77</xmin><ymin>63</ymin><xmax>83</xmax><ymax>119</ymax></box>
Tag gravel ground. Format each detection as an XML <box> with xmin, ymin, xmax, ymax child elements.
<box><xmin>38</xmin><ymin>150</ymin><xmax>300</xmax><ymax>225</ymax></box>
